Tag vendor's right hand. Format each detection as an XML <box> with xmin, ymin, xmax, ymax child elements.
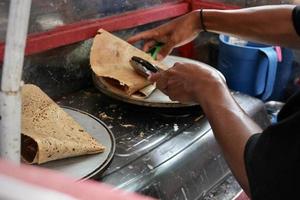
<box><xmin>127</xmin><ymin>10</ymin><xmax>202</xmax><ymax>60</ymax></box>
<box><xmin>148</xmin><ymin>62</ymin><xmax>227</xmax><ymax>105</ymax></box>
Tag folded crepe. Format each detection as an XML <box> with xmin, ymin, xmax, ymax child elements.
<box><xmin>90</xmin><ymin>29</ymin><xmax>168</xmax><ymax>98</ymax></box>
<box><xmin>21</xmin><ymin>84</ymin><xmax>105</xmax><ymax>164</ymax></box>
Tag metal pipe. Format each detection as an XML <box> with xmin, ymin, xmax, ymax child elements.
<box><xmin>0</xmin><ymin>0</ymin><xmax>32</xmax><ymax>163</ymax></box>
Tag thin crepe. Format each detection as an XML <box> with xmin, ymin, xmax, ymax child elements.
<box><xmin>90</xmin><ymin>29</ymin><xmax>168</xmax><ymax>97</ymax></box>
<box><xmin>21</xmin><ymin>84</ymin><xmax>105</xmax><ymax>164</ymax></box>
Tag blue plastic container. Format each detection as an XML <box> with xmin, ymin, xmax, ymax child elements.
<box><xmin>218</xmin><ymin>35</ymin><xmax>293</xmax><ymax>101</ymax></box>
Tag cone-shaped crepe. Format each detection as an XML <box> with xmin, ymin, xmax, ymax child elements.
<box><xmin>21</xmin><ymin>84</ymin><xmax>105</xmax><ymax>164</ymax></box>
<box><xmin>90</xmin><ymin>29</ymin><xmax>168</xmax><ymax>97</ymax></box>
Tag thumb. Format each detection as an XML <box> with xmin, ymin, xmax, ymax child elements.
<box><xmin>148</xmin><ymin>72</ymin><xmax>161</xmax><ymax>82</ymax></box>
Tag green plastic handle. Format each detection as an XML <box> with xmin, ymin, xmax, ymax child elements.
<box><xmin>148</xmin><ymin>42</ymin><xmax>164</xmax><ymax>60</ymax></box>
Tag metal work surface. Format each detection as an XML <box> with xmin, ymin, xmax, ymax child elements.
<box><xmin>57</xmin><ymin>86</ymin><xmax>269</xmax><ymax>199</ymax></box>
<box><xmin>55</xmin><ymin>53</ymin><xmax>270</xmax><ymax>199</ymax></box>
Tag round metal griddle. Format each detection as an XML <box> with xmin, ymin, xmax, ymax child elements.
<box><xmin>40</xmin><ymin>106</ymin><xmax>116</xmax><ymax>180</ymax></box>
<box><xmin>93</xmin><ymin>55</ymin><xmax>216</xmax><ymax>108</ymax></box>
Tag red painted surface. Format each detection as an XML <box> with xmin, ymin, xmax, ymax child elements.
<box><xmin>0</xmin><ymin>2</ymin><xmax>189</xmax><ymax>62</ymax></box>
<box><xmin>233</xmin><ymin>191</ymin><xmax>250</xmax><ymax>200</ymax></box>
<box><xmin>191</xmin><ymin>0</ymin><xmax>241</xmax><ymax>10</ymax></box>
<box><xmin>0</xmin><ymin>1</ymin><xmax>242</xmax><ymax>62</ymax></box>
<box><xmin>178</xmin><ymin>42</ymin><xmax>195</xmax><ymax>59</ymax></box>
<box><xmin>0</xmin><ymin>159</ymin><xmax>155</xmax><ymax>200</ymax></box>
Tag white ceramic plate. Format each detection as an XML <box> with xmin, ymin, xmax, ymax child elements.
<box><xmin>39</xmin><ymin>107</ymin><xmax>115</xmax><ymax>180</ymax></box>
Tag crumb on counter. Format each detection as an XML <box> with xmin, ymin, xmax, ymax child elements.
<box><xmin>139</xmin><ymin>131</ymin><xmax>145</xmax><ymax>138</ymax></box>
<box><xmin>120</xmin><ymin>124</ymin><xmax>135</xmax><ymax>128</ymax></box>
<box><xmin>194</xmin><ymin>115</ymin><xmax>204</xmax><ymax>122</ymax></box>
<box><xmin>99</xmin><ymin>112</ymin><xmax>114</xmax><ymax>120</ymax></box>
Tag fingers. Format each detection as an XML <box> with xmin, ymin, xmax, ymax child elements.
<box><xmin>148</xmin><ymin>72</ymin><xmax>161</xmax><ymax>82</ymax></box>
<box><xmin>155</xmin><ymin>72</ymin><xmax>169</xmax><ymax>92</ymax></box>
<box><xmin>147</xmin><ymin>71</ymin><xmax>169</xmax><ymax>94</ymax></box>
<box><xmin>148</xmin><ymin>72</ymin><xmax>170</xmax><ymax>95</ymax></box>
<box><xmin>127</xmin><ymin>31</ymin><xmax>164</xmax><ymax>58</ymax></box>
<box><xmin>127</xmin><ymin>30</ymin><xmax>155</xmax><ymax>44</ymax></box>
<box><xmin>150</xmin><ymin>72</ymin><xmax>188</xmax><ymax>103</ymax></box>
<box><xmin>143</xmin><ymin>40</ymin><xmax>157</xmax><ymax>52</ymax></box>
<box><xmin>149</xmin><ymin>64</ymin><xmax>196</xmax><ymax>103</ymax></box>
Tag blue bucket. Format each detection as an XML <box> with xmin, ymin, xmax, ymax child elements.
<box><xmin>217</xmin><ymin>35</ymin><xmax>293</xmax><ymax>101</ymax></box>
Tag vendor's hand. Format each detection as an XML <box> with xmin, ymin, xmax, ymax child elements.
<box><xmin>127</xmin><ymin>10</ymin><xmax>202</xmax><ymax>60</ymax></box>
<box><xmin>149</xmin><ymin>62</ymin><xmax>227</xmax><ymax>104</ymax></box>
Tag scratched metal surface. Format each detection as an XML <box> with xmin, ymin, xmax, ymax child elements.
<box><xmin>57</xmin><ymin>86</ymin><xmax>269</xmax><ymax>199</ymax></box>
<box><xmin>56</xmin><ymin>87</ymin><xmax>204</xmax><ymax>173</ymax></box>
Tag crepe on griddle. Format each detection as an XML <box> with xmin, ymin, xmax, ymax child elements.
<box><xmin>90</xmin><ymin>29</ymin><xmax>168</xmax><ymax>98</ymax></box>
<box><xmin>21</xmin><ymin>84</ymin><xmax>105</xmax><ymax>164</ymax></box>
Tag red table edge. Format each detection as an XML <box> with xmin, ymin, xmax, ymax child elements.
<box><xmin>191</xmin><ymin>0</ymin><xmax>241</xmax><ymax>10</ymax></box>
<box><xmin>233</xmin><ymin>191</ymin><xmax>250</xmax><ymax>200</ymax></box>
<box><xmin>0</xmin><ymin>159</ymin><xmax>155</xmax><ymax>200</ymax></box>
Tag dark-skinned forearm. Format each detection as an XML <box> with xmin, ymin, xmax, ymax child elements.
<box><xmin>200</xmin><ymin>5</ymin><xmax>300</xmax><ymax>48</ymax></box>
<box><xmin>198</xmin><ymin>83</ymin><xmax>262</xmax><ymax>196</ymax></box>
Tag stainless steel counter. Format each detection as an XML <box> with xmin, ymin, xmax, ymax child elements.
<box><xmin>57</xmin><ymin>87</ymin><xmax>269</xmax><ymax>200</ymax></box>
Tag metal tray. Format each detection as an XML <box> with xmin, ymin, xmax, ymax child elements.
<box><xmin>40</xmin><ymin>106</ymin><xmax>116</xmax><ymax>180</ymax></box>
<box><xmin>93</xmin><ymin>55</ymin><xmax>204</xmax><ymax>108</ymax></box>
